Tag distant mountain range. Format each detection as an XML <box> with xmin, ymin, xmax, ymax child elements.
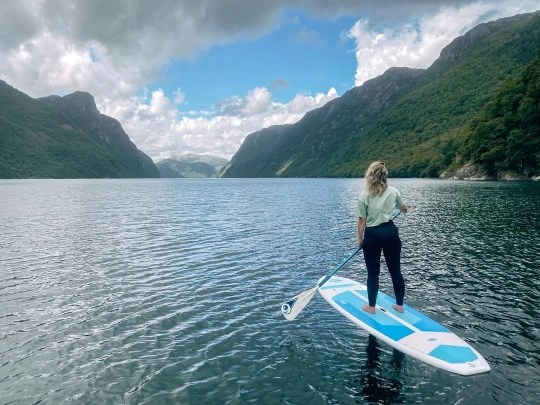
<box><xmin>221</xmin><ymin>11</ymin><xmax>540</xmax><ymax>180</ymax></box>
<box><xmin>156</xmin><ymin>154</ymin><xmax>229</xmax><ymax>178</ymax></box>
<box><xmin>0</xmin><ymin>83</ymin><xmax>159</xmax><ymax>178</ymax></box>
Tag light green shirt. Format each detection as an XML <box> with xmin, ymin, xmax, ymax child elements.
<box><xmin>356</xmin><ymin>186</ymin><xmax>404</xmax><ymax>227</ymax></box>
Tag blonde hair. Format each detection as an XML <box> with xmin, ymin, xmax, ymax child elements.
<box><xmin>365</xmin><ymin>161</ymin><xmax>388</xmax><ymax>196</ymax></box>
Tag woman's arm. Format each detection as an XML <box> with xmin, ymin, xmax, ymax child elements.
<box><xmin>357</xmin><ymin>217</ymin><xmax>366</xmax><ymax>247</ymax></box>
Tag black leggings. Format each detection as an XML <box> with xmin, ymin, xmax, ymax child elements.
<box><xmin>362</xmin><ymin>221</ymin><xmax>405</xmax><ymax>307</ymax></box>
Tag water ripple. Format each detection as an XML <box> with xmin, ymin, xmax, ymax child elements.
<box><xmin>0</xmin><ymin>179</ymin><xmax>539</xmax><ymax>404</ymax></box>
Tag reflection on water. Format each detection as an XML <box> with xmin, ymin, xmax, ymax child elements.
<box><xmin>358</xmin><ymin>335</ymin><xmax>406</xmax><ymax>404</ymax></box>
<box><xmin>0</xmin><ymin>178</ymin><xmax>539</xmax><ymax>404</ymax></box>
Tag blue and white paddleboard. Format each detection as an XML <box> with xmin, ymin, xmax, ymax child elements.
<box><xmin>318</xmin><ymin>276</ymin><xmax>490</xmax><ymax>376</ymax></box>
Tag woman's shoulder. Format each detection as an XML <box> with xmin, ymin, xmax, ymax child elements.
<box><xmin>385</xmin><ymin>185</ymin><xmax>403</xmax><ymax>199</ymax></box>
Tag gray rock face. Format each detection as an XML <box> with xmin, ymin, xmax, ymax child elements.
<box><xmin>441</xmin><ymin>163</ymin><xmax>492</xmax><ymax>180</ymax></box>
<box><xmin>438</xmin><ymin>11</ymin><xmax>539</xmax><ymax>64</ymax></box>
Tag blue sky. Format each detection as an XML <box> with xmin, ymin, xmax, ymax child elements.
<box><xmin>154</xmin><ymin>11</ymin><xmax>358</xmax><ymax>113</ymax></box>
<box><xmin>1</xmin><ymin>1</ymin><xmax>538</xmax><ymax>160</ymax></box>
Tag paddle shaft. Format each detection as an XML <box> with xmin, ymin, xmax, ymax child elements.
<box><xmin>317</xmin><ymin>247</ymin><xmax>361</xmax><ymax>288</ymax></box>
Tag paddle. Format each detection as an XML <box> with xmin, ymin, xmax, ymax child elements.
<box><xmin>280</xmin><ymin>247</ymin><xmax>361</xmax><ymax>320</ymax></box>
<box><xmin>281</xmin><ymin>210</ymin><xmax>402</xmax><ymax>321</ymax></box>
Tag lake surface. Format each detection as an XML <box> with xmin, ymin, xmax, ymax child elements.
<box><xmin>0</xmin><ymin>178</ymin><xmax>539</xmax><ymax>404</ymax></box>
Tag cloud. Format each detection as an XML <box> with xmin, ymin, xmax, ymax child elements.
<box><xmin>348</xmin><ymin>1</ymin><xmax>540</xmax><ymax>85</ymax></box>
<box><xmin>106</xmin><ymin>86</ymin><xmax>338</xmax><ymax>161</ymax></box>
<box><xmin>0</xmin><ymin>0</ymin><xmax>287</xmax><ymax>100</ymax></box>
<box><xmin>0</xmin><ymin>2</ymin><xmax>39</xmax><ymax>49</ymax></box>
<box><xmin>173</xmin><ymin>88</ymin><xmax>186</xmax><ymax>105</ymax></box>
<box><xmin>1</xmin><ymin>30</ymin><xmax>141</xmax><ymax>101</ymax></box>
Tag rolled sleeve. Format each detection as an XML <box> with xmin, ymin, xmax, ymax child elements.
<box><xmin>356</xmin><ymin>196</ymin><xmax>367</xmax><ymax>218</ymax></box>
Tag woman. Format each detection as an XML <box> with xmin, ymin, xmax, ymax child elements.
<box><xmin>357</xmin><ymin>161</ymin><xmax>408</xmax><ymax>314</ymax></box>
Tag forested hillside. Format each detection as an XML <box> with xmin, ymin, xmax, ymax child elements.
<box><xmin>458</xmin><ymin>55</ymin><xmax>540</xmax><ymax>178</ymax></box>
<box><xmin>0</xmin><ymin>82</ymin><xmax>159</xmax><ymax>178</ymax></box>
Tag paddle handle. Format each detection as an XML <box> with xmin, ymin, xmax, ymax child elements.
<box><xmin>317</xmin><ymin>210</ymin><xmax>402</xmax><ymax>288</ymax></box>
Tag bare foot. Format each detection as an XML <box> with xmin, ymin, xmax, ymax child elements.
<box><xmin>392</xmin><ymin>304</ymin><xmax>404</xmax><ymax>313</ymax></box>
<box><xmin>362</xmin><ymin>305</ymin><xmax>376</xmax><ymax>314</ymax></box>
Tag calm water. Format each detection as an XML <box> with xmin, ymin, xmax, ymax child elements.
<box><xmin>0</xmin><ymin>178</ymin><xmax>539</xmax><ymax>405</ymax></box>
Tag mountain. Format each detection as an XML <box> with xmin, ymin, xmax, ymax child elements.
<box><xmin>220</xmin><ymin>67</ymin><xmax>423</xmax><ymax>177</ymax></box>
<box><xmin>0</xmin><ymin>83</ymin><xmax>159</xmax><ymax>178</ymax></box>
<box><xmin>221</xmin><ymin>11</ymin><xmax>540</xmax><ymax>179</ymax></box>
<box><xmin>157</xmin><ymin>154</ymin><xmax>229</xmax><ymax>178</ymax></box>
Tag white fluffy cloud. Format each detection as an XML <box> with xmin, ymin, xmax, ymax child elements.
<box><xmin>103</xmin><ymin>87</ymin><xmax>338</xmax><ymax>161</ymax></box>
<box><xmin>0</xmin><ymin>0</ymin><xmax>284</xmax><ymax>97</ymax></box>
<box><xmin>348</xmin><ymin>1</ymin><xmax>539</xmax><ymax>85</ymax></box>
<box><xmin>2</xmin><ymin>30</ymin><xmax>141</xmax><ymax>101</ymax></box>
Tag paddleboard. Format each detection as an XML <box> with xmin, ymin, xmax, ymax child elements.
<box><xmin>318</xmin><ymin>275</ymin><xmax>490</xmax><ymax>376</ymax></box>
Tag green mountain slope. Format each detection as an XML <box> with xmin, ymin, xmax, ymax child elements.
<box><xmin>459</xmin><ymin>54</ymin><xmax>540</xmax><ymax>177</ymax></box>
<box><xmin>222</xmin><ymin>67</ymin><xmax>424</xmax><ymax>177</ymax></box>
<box><xmin>221</xmin><ymin>11</ymin><xmax>540</xmax><ymax>179</ymax></box>
<box><xmin>0</xmin><ymin>82</ymin><xmax>159</xmax><ymax>178</ymax></box>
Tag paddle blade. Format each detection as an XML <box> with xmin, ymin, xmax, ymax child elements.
<box><xmin>280</xmin><ymin>287</ymin><xmax>318</xmax><ymax>321</ymax></box>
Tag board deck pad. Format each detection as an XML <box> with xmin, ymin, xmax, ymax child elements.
<box><xmin>318</xmin><ymin>276</ymin><xmax>490</xmax><ymax>375</ymax></box>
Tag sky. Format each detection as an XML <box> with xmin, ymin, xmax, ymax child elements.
<box><xmin>0</xmin><ymin>1</ymin><xmax>538</xmax><ymax>162</ymax></box>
